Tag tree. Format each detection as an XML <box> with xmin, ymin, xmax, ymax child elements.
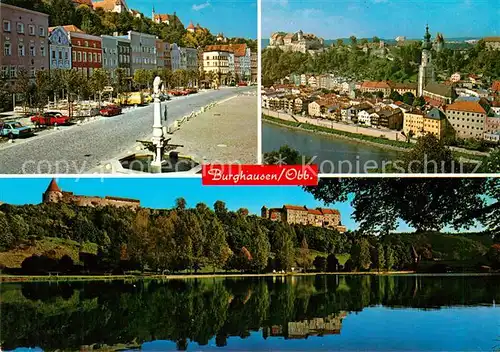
<box><xmin>375</xmin><ymin>91</ymin><xmax>384</xmax><ymax>99</ymax></box>
<box><xmin>313</xmin><ymin>256</ymin><xmax>327</xmax><ymax>272</ymax></box>
<box><xmin>296</xmin><ymin>236</ymin><xmax>312</xmax><ymax>272</ymax></box>
<box><xmin>305</xmin><ymin>178</ymin><xmax>493</xmax><ymax>233</ymax></box>
<box><xmin>175</xmin><ymin>197</ymin><xmax>187</xmax><ymax>211</ymax></box>
<box><xmin>336</xmin><ymin>39</ymin><xmax>344</xmax><ymax>47</ymax></box>
<box><xmin>252</xmin><ymin>224</ymin><xmax>270</xmax><ymax>272</ymax></box>
<box><xmin>389</xmin><ymin>90</ymin><xmax>403</xmax><ymax>102</ymax></box>
<box><xmin>206</xmin><ymin>217</ymin><xmax>232</xmax><ymax>272</ymax></box>
<box><xmin>90</xmin><ymin>68</ymin><xmax>109</xmax><ymax>107</ymax></box>
<box><xmin>402</xmin><ymin>92</ymin><xmax>415</xmax><ymax>105</ymax></box>
<box><xmin>133</xmin><ymin>69</ymin><xmax>153</xmax><ymax>90</ymax></box>
<box><xmin>372</xmin><ymin>36</ymin><xmax>380</xmax><ymax>43</ymax></box>
<box><xmin>349</xmin><ymin>36</ymin><xmax>357</xmax><ymax>47</ymax></box>
<box><xmin>487</xmin><ymin>244</ymin><xmax>500</xmax><ymax>269</ymax></box>
<box><xmin>360</xmin><ymin>38</ymin><xmax>369</xmax><ymax>46</ymax></box>
<box><xmin>12</xmin><ymin>69</ymin><xmax>33</xmax><ymax>112</ymax></box>
<box><xmin>263</xmin><ymin>145</ymin><xmax>311</xmax><ymax>165</ymax></box>
<box><xmin>413</xmin><ymin>95</ymin><xmax>426</xmax><ymax>107</ymax></box>
<box><xmin>401</xmin><ymin>134</ymin><xmax>457</xmax><ymax>173</ymax></box>
<box><xmin>326</xmin><ymin>254</ymin><xmax>339</xmax><ymax>272</ymax></box>
<box><xmin>351</xmin><ymin>238</ymin><xmax>371</xmax><ymax>271</ymax></box>
<box><xmin>273</xmin><ymin>226</ymin><xmax>294</xmax><ymax>271</ymax></box>
<box><xmin>376</xmin><ymin>243</ymin><xmax>385</xmax><ymax>271</ymax></box>
<box><xmin>385</xmin><ymin>245</ymin><xmax>395</xmax><ymax>270</ymax></box>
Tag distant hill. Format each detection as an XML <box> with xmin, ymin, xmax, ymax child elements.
<box><xmin>262</xmin><ymin>37</ymin><xmax>481</xmax><ymax>50</ymax></box>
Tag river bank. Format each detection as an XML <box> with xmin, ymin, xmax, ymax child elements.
<box><xmin>3</xmin><ymin>271</ymin><xmax>500</xmax><ymax>283</ymax></box>
<box><xmin>263</xmin><ymin>115</ymin><xmax>487</xmax><ymax>163</ymax></box>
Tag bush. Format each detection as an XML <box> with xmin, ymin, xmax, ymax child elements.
<box><xmin>326</xmin><ymin>254</ymin><xmax>339</xmax><ymax>272</ymax></box>
<box><xmin>313</xmin><ymin>256</ymin><xmax>327</xmax><ymax>272</ymax></box>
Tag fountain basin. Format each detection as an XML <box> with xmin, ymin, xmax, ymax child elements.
<box><xmin>119</xmin><ymin>152</ymin><xmax>200</xmax><ymax>173</ymax></box>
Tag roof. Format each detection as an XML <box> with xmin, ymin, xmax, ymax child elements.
<box><xmin>154</xmin><ymin>14</ymin><xmax>171</xmax><ymax>22</ymax></box>
<box><xmin>105</xmin><ymin>196</ymin><xmax>140</xmax><ymax>203</ymax></box>
<box><xmin>46</xmin><ymin>179</ymin><xmax>61</xmax><ymax>193</ymax></box>
<box><xmin>187</xmin><ymin>21</ymin><xmax>195</xmax><ymax>29</ymax></box>
<box><xmin>361</xmin><ymin>81</ymin><xmax>391</xmax><ymax>89</ymax></box>
<box><xmin>60</xmin><ymin>25</ymin><xmax>84</xmax><ymax>33</ymax></box>
<box><xmin>389</xmin><ymin>82</ymin><xmax>417</xmax><ymax>90</ymax></box>
<box><xmin>318</xmin><ymin>208</ymin><xmax>340</xmax><ymax>215</ymax></box>
<box><xmin>308</xmin><ymin>209</ymin><xmax>323</xmax><ymax>215</ymax></box>
<box><xmin>73</xmin><ymin>0</ymin><xmax>93</xmax><ymax>5</ymax></box>
<box><xmin>424</xmin><ymin>82</ymin><xmax>454</xmax><ymax>98</ymax></box>
<box><xmin>446</xmin><ymin>101</ymin><xmax>487</xmax><ymax>114</ymax></box>
<box><xmin>284</xmin><ymin>33</ymin><xmax>294</xmax><ymax>40</ymax></box>
<box><xmin>492</xmin><ymin>81</ymin><xmax>500</xmax><ymax>92</ymax></box>
<box><xmin>92</xmin><ymin>0</ymin><xmax>126</xmax><ymax>11</ymax></box>
<box><xmin>425</xmin><ymin>108</ymin><xmax>446</xmax><ymax>120</ymax></box>
<box><xmin>283</xmin><ymin>205</ymin><xmax>307</xmax><ymax>211</ymax></box>
<box><xmin>205</xmin><ymin>44</ymin><xmax>248</xmax><ymax>56</ymax></box>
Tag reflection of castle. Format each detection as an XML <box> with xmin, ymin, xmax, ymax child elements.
<box><xmin>269</xmin><ymin>30</ymin><xmax>324</xmax><ymax>54</ymax></box>
<box><xmin>42</xmin><ymin>179</ymin><xmax>140</xmax><ymax>210</ymax></box>
<box><xmin>266</xmin><ymin>312</ymin><xmax>348</xmax><ymax>339</ymax></box>
<box><xmin>261</xmin><ymin>205</ymin><xmax>347</xmax><ymax>233</ymax></box>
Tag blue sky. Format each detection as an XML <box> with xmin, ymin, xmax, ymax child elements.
<box><xmin>0</xmin><ymin>177</ymin><xmax>410</xmax><ymax>232</ymax></box>
<box><xmin>262</xmin><ymin>0</ymin><xmax>500</xmax><ymax>39</ymax></box>
<box><xmin>127</xmin><ymin>0</ymin><xmax>257</xmax><ymax>38</ymax></box>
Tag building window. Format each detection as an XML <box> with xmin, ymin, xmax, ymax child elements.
<box><xmin>17</xmin><ymin>22</ymin><xmax>24</xmax><ymax>34</ymax></box>
<box><xmin>39</xmin><ymin>26</ymin><xmax>45</xmax><ymax>37</ymax></box>
<box><xmin>30</xmin><ymin>67</ymin><xmax>36</xmax><ymax>78</ymax></box>
<box><xmin>97</xmin><ymin>53</ymin><xmax>101</xmax><ymax>62</ymax></box>
<box><xmin>28</xmin><ymin>24</ymin><xmax>35</xmax><ymax>36</ymax></box>
<box><xmin>78</xmin><ymin>52</ymin><xmax>82</xmax><ymax>61</ymax></box>
<box><xmin>89</xmin><ymin>53</ymin><xmax>93</xmax><ymax>63</ymax></box>
<box><xmin>3</xmin><ymin>20</ymin><xmax>11</xmax><ymax>32</ymax></box>
<box><xmin>18</xmin><ymin>44</ymin><xmax>25</xmax><ymax>56</ymax></box>
<box><xmin>58</xmin><ymin>51</ymin><xmax>62</xmax><ymax>60</ymax></box>
<box><xmin>4</xmin><ymin>42</ymin><xmax>11</xmax><ymax>56</ymax></box>
<box><xmin>30</xmin><ymin>44</ymin><xmax>35</xmax><ymax>56</ymax></box>
<box><xmin>92</xmin><ymin>53</ymin><xmax>96</xmax><ymax>62</ymax></box>
<box><xmin>10</xmin><ymin>66</ymin><xmax>17</xmax><ymax>78</ymax></box>
<box><xmin>40</xmin><ymin>45</ymin><xmax>46</xmax><ymax>57</ymax></box>
<box><xmin>1</xmin><ymin>66</ymin><xmax>7</xmax><ymax>78</ymax></box>
<box><xmin>84</xmin><ymin>41</ymin><xmax>89</xmax><ymax>47</ymax></box>
<box><xmin>65</xmin><ymin>51</ymin><xmax>68</xmax><ymax>60</ymax></box>
<box><xmin>52</xmin><ymin>50</ymin><xmax>56</xmax><ymax>59</ymax></box>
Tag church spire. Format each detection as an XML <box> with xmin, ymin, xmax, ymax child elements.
<box><xmin>422</xmin><ymin>24</ymin><xmax>432</xmax><ymax>50</ymax></box>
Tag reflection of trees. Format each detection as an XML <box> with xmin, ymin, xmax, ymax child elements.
<box><xmin>2</xmin><ymin>275</ymin><xmax>500</xmax><ymax>350</ymax></box>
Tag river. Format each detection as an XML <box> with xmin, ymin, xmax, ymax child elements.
<box><xmin>2</xmin><ymin>275</ymin><xmax>499</xmax><ymax>351</ymax></box>
<box><xmin>263</xmin><ymin>121</ymin><xmax>403</xmax><ymax>173</ymax></box>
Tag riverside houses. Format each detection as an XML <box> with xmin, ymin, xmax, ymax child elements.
<box><xmin>0</xmin><ymin>3</ymin><xmax>49</xmax><ymax>82</ymax></box>
<box><xmin>123</xmin><ymin>31</ymin><xmax>157</xmax><ymax>74</ymax></box>
<box><xmin>101</xmin><ymin>35</ymin><xmax>119</xmax><ymax>78</ymax></box>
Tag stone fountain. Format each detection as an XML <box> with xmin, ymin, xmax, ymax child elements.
<box><xmin>150</xmin><ymin>76</ymin><xmax>166</xmax><ymax>173</ymax></box>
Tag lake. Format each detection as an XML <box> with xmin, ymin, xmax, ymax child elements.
<box><xmin>2</xmin><ymin>275</ymin><xmax>499</xmax><ymax>351</ymax></box>
<box><xmin>262</xmin><ymin>122</ymin><xmax>402</xmax><ymax>173</ymax></box>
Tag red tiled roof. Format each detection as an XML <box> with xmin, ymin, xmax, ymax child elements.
<box><xmin>319</xmin><ymin>208</ymin><xmax>340</xmax><ymax>215</ymax></box>
<box><xmin>187</xmin><ymin>21</ymin><xmax>195</xmax><ymax>29</ymax></box>
<box><xmin>492</xmin><ymin>81</ymin><xmax>500</xmax><ymax>92</ymax></box>
<box><xmin>446</xmin><ymin>101</ymin><xmax>487</xmax><ymax>114</ymax></box>
<box><xmin>361</xmin><ymin>81</ymin><xmax>391</xmax><ymax>89</ymax></box>
<box><xmin>205</xmin><ymin>44</ymin><xmax>248</xmax><ymax>56</ymax></box>
<box><xmin>46</xmin><ymin>179</ymin><xmax>61</xmax><ymax>192</ymax></box>
<box><xmin>105</xmin><ymin>196</ymin><xmax>140</xmax><ymax>203</ymax></box>
<box><xmin>308</xmin><ymin>209</ymin><xmax>323</xmax><ymax>215</ymax></box>
<box><xmin>284</xmin><ymin>205</ymin><xmax>307</xmax><ymax>211</ymax></box>
<box><xmin>154</xmin><ymin>14</ymin><xmax>171</xmax><ymax>22</ymax></box>
<box><xmin>60</xmin><ymin>25</ymin><xmax>84</xmax><ymax>33</ymax></box>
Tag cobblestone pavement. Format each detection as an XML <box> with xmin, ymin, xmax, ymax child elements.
<box><xmin>0</xmin><ymin>87</ymin><xmax>253</xmax><ymax>174</ymax></box>
<box><xmin>169</xmin><ymin>92</ymin><xmax>258</xmax><ymax>164</ymax></box>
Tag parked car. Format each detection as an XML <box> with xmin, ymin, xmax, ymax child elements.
<box><xmin>186</xmin><ymin>88</ymin><xmax>198</xmax><ymax>94</ymax></box>
<box><xmin>99</xmin><ymin>105</ymin><xmax>122</xmax><ymax>116</ymax></box>
<box><xmin>238</xmin><ymin>82</ymin><xmax>248</xmax><ymax>87</ymax></box>
<box><xmin>30</xmin><ymin>111</ymin><xmax>70</xmax><ymax>126</ymax></box>
<box><xmin>0</xmin><ymin>121</ymin><xmax>34</xmax><ymax>139</ymax></box>
<box><xmin>159</xmin><ymin>93</ymin><xmax>170</xmax><ymax>101</ymax></box>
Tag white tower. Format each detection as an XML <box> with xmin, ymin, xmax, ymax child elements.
<box><xmin>418</xmin><ymin>25</ymin><xmax>435</xmax><ymax>97</ymax></box>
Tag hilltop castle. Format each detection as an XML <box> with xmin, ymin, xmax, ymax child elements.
<box><xmin>261</xmin><ymin>205</ymin><xmax>347</xmax><ymax>233</ymax></box>
<box><xmin>42</xmin><ymin>179</ymin><xmax>140</xmax><ymax>210</ymax></box>
<box><xmin>269</xmin><ymin>30</ymin><xmax>324</xmax><ymax>54</ymax></box>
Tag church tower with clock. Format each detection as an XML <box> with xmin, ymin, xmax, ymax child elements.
<box><xmin>417</xmin><ymin>25</ymin><xmax>435</xmax><ymax>97</ymax></box>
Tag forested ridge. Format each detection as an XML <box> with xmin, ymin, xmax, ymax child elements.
<box><xmin>262</xmin><ymin>39</ymin><xmax>500</xmax><ymax>86</ymax></box>
<box><xmin>1</xmin><ymin>181</ymin><xmax>499</xmax><ymax>274</ymax></box>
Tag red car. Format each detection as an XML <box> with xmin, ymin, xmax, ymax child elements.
<box><xmin>168</xmin><ymin>90</ymin><xmax>182</xmax><ymax>96</ymax></box>
<box><xmin>238</xmin><ymin>82</ymin><xmax>248</xmax><ymax>87</ymax></box>
<box><xmin>30</xmin><ymin>111</ymin><xmax>70</xmax><ymax>126</ymax></box>
<box><xmin>100</xmin><ymin>105</ymin><xmax>122</xmax><ymax>116</ymax></box>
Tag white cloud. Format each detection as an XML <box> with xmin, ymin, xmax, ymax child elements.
<box><xmin>192</xmin><ymin>1</ymin><xmax>210</xmax><ymax>11</ymax></box>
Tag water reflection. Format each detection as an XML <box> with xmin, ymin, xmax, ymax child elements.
<box><xmin>2</xmin><ymin>275</ymin><xmax>499</xmax><ymax>351</ymax></box>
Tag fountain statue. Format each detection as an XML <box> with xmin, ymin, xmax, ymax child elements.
<box><xmin>150</xmin><ymin>76</ymin><xmax>165</xmax><ymax>173</ymax></box>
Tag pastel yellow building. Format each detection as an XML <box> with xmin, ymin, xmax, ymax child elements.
<box><xmin>404</xmin><ymin>108</ymin><xmax>447</xmax><ymax>140</ymax></box>
<box><xmin>403</xmin><ymin>110</ymin><xmax>425</xmax><ymax>137</ymax></box>
<box><xmin>423</xmin><ymin>108</ymin><xmax>447</xmax><ymax>140</ymax></box>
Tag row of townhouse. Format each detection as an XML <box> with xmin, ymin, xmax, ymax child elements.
<box><xmin>202</xmin><ymin>44</ymin><xmax>252</xmax><ymax>85</ymax></box>
<box><xmin>0</xmin><ymin>3</ymin><xmax>255</xmax><ymax>88</ymax></box>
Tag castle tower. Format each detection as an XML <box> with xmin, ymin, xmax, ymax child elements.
<box><xmin>297</xmin><ymin>30</ymin><xmax>304</xmax><ymax>41</ymax></box>
<box><xmin>261</xmin><ymin>206</ymin><xmax>269</xmax><ymax>218</ymax></box>
<box><xmin>43</xmin><ymin>178</ymin><xmax>63</xmax><ymax>204</ymax></box>
<box><xmin>417</xmin><ymin>25</ymin><xmax>435</xmax><ymax>97</ymax></box>
<box><xmin>152</xmin><ymin>5</ymin><xmax>155</xmax><ymax>21</ymax></box>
